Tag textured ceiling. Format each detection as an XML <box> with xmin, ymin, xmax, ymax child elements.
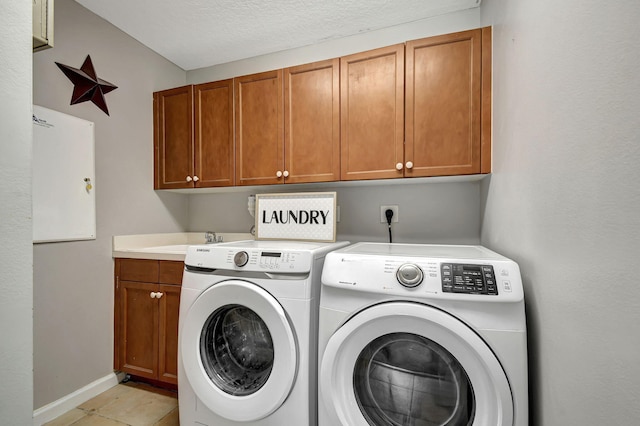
<box><xmin>75</xmin><ymin>0</ymin><xmax>481</xmax><ymax>71</ymax></box>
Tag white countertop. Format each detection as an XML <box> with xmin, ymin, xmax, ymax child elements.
<box><xmin>112</xmin><ymin>232</ymin><xmax>254</xmax><ymax>261</ymax></box>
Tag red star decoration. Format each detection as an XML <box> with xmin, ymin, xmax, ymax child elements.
<box><xmin>55</xmin><ymin>55</ymin><xmax>117</xmax><ymax>116</ymax></box>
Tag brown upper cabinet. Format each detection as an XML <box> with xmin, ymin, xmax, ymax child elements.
<box><xmin>341</xmin><ymin>28</ymin><xmax>491</xmax><ymax>181</ymax></box>
<box><xmin>154</xmin><ymin>80</ymin><xmax>234</xmax><ymax>189</ymax></box>
<box><xmin>194</xmin><ymin>80</ymin><xmax>235</xmax><ymax>187</ymax></box>
<box><xmin>235</xmin><ymin>70</ymin><xmax>284</xmax><ymax>186</ymax></box>
<box><xmin>154</xmin><ymin>85</ymin><xmax>193</xmax><ymax>189</ymax></box>
<box><xmin>340</xmin><ymin>45</ymin><xmax>405</xmax><ymax>181</ymax></box>
<box><xmin>154</xmin><ymin>27</ymin><xmax>492</xmax><ymax>189</ymax></box>
<box><xmin>405</xmin><ymin>28</ymin><xmax>490</xmax><ymax>177</ymax></box>
<box><xmin>235</xmin><ymin>60</ymin><xmax>340</xmax><ymax>186</ymax></box>
<box><xmin>284</xmin><ymin>59</ymin><xmax>340</xmax><ymax>184</ymax></box>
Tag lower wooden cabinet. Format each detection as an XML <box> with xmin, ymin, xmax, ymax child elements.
<box><xmin>114</xmin><ymin>259</ymin><xmax>183</xmax><ymax>386</ymax></box>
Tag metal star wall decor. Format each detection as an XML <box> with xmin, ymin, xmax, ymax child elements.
<box><xmin>55</xmin><ymin>55</ymin><xmax>117</xmax><ymax>116</ymax></box>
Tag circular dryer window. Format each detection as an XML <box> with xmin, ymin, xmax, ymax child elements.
<box><xmin>353</xmin><ymin>332</ymin><xmax>474</xmax><ymax>426</ymax></box>
<box><xmin>320</xmin><ymin>302</ymin><xmax>513</xmax><ymax>426</ymax></box>
<box><xmin>200</xmin><ymin>304</ymin><xmax>274</xmax><ymax>396</ymax></box>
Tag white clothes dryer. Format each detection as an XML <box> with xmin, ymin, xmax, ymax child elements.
<box><xmin>179</xmin><ymin>240</ymin><xmax>348</xmax><ymax>426</ymax></box>
<box><xmin>318</xmin><ymin>243</ymin><xmax>528</xmax><ymax>426</ymax></box>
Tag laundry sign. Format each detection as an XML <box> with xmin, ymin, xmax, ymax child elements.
<box><xmin>255</xmin><ymin>192</ymin><xmax>337</xmax><ymax>242</ymax></box>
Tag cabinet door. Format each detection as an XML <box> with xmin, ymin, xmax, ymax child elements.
<box><xmin>154</xmin><ymin>85</ymin><xmax>194</xmax><ymax>189</ymax></box>
<box><xmin>405</xmin><ymin>29</ymin><xmax>482</xmax><ymax>177</ymax></box>
<box><xmin>158</xmin><ymin>284</ymin><xmax>181</xmax><ymax>385</ymax></box>
<box><xmin>340</xmin><ymin>45</ymin><xmax>404</xmax><ymax>181</ymax></box>
<box><xmin>118</xmin><ymin>281</ymin><xmax>159</xmax><ymax>380</ymax></box>
<box><xmin>284</xmin><ymin>59</ymin><xmax>340</xmax><ymax>183</ymax></box>
<box><xmin>235</xmin><ymin>70</ymin><xmax>284</xmax><ymax>186</ymax></box>
<box><xmin>194</xmin><ymin>80</ymin><xmax>235</xmax><ymax>187</ymax></box>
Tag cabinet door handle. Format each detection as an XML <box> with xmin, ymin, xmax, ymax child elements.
<box><xmin>276</xmin><ymin>171</ymin><xmax>283</xmax><ymax>178</ymax></box>
<box><xmin>150</xmin><ymin>292</ymin><xmax>157</xmax><ymax>299</ymax></box>
<box><xmin>283</xmin><ymin>170</ymin><xmax>289</xmax><ymax>178</ymax></box>
<box><xmin>405</xmin><ymin>161</ymin><xmax>414</xmax><ymax>170</ymax></box>
<box><xmin>193</xmin><ymin>175</ymin><xmax>199</xmax><ymax>182</ymax></box>
<box><xmin>186</xmin><ymin>176</ymin><xmax>193</xmax><ymax>182</ymax></box>
<box><xmin>156</xmin><ymin>292</ymin><xmax>164</xmax><ymax>299</ymax></box>
<box><xmin>395</xmin><ymin>162</ymin><xmax>404</xmax><ymax>171</ymax></box>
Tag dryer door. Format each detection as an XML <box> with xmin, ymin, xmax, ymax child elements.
<box><xmin>181</xmin><ymin>280</ymin><xmax>297</xmax><ymax>422</ymax></box>
<box><xmin>320</xmin><ymin>302</ymin><xmax>513</xmax><ymax>426</ymax></box>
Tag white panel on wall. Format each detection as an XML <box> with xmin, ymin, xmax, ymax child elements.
<box><xmin>32</xmin><ymin>105</ymin><xmax>95</xmax><ymax>243</ymax></box>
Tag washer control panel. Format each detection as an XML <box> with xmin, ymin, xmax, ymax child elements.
<box><xmin>185</xmin><ymin>242</ymin><xmax>352</xmax><ymax>274</ymax></box>
<box><xmin>441</xmin><ymin>263</ymin><xmax>497</xmax><ymax>295</ymax></box>
<box><xmin>224</xmin><ymin>249</ymin><xmax>312</xmax><ymax>273</ymax></box>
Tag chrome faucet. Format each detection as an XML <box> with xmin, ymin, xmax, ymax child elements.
<box><xmin>204</xmin><ymin>231</ymin><xmax>216</xmax><ymax>244</ymax></box>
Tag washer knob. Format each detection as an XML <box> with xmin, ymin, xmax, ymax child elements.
<box><xmin>233</xmin><ymin>251</ymin><xmax>249</xmax><ymax>267</ymax></box>
<box><xmin>396</xmin><ymin>263</ymin><xmax>424</xmax><ymax>288</ymax></box>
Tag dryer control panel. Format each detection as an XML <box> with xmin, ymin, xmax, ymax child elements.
<box><xmin>321</xmin><ymin>242</ymin><xmax>524</xmax><ymax>303</ymax></box>
<box><xmin>441</xmin><ymin>264</ymin><xmax>497</xmax><ymax>295</ymax></box>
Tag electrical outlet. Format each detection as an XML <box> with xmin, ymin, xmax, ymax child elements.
<box><xmin>380</xmin><ymin>205</ymin><xmax>399</xmax><ymax>223</ymax></box>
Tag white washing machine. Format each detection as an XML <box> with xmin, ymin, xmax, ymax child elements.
<box><xmin>179</xmin><ymin>239</ymin><xmax>348</xmax><ymax>426</ymax></box>
<box><xmin>318</xmin><ymin>243</ymin><xmax>528</xmax><ymax>426</ymax></box>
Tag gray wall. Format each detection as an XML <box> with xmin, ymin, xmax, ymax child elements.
<box><xmin>32</xmin><ymin>0</ymin><xmax>189</xmax><ymax>409</ymax></box>
<box><xmin>0</xmin><ymin>1</ymin><xmax>34</xmax><ymax>424</ymax></box>
<box><xmin>188</xmin><ymin>181</ymin><xmax>482</xmax><ymax>244</ymax></box>
<box><xmin>186</xmin><ymin>8</ymin><xmax>484</xmax><ymax>245</ymax></box>
<box><xmin>480</xmin><ymin>0</ymin><xmax>640</xmax><ymax>424</ymax></box>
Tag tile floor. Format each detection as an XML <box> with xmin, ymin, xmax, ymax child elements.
<box><xmin>44</xmin><ymin>382</ymin><xmax>179</xmax><ymax>426</ymax></box>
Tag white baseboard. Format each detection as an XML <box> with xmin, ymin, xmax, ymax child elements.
<box><xmin>33</xmin><ymin>372</ymin><xmax>125</xmax><ymax>425</ymax></box>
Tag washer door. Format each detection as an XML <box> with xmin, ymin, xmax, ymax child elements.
<box><xmin>181</xmin><ymin>280</ymin><xmax>297</xmax><ymax>422</ymax></box>
<box><xmin>320</xmin><ymin>302</ymin><xmax>513</xmax><ymax>426</ymax></box>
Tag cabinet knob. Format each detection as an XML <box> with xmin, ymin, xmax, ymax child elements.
<box><xmin>395</xmin><ymin>163</ymin><xmax>403</xmax><ymax>171</ymax></box>
<box><xmin>406</xmin><ymin>161</ymin><xmax>414</xmax><ymax>170</ymax></box>
<box><xmin>276</xmin><ymin>171</ymin><xmax>283</xmax><ymax>178</ymax></box>
<box><xmin>193</xmin><ymin>175</ymin><xmax>199</xmax><ymax>182</ymax></box>
<box><xmin>156</xmin><ymin>292</ymin><xmax>164</xmax><ymax>299</ymax></box>
<box><xmin>186</xmin><ymin>176</ymin><xmax>193</xmax><ymax>182</ymax></box>
<box><xmin>283</xmin><ymin>170</ymin><xmax>289</xmax><ymax>178</ymax></box>
<box><xmin>150</xmin><ymin>292</ymin><xmax>156</xmax><ymax>299</ymax></box>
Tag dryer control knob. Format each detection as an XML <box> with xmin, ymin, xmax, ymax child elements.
<box><xmin>396</xmin><ymin>264</ymin><xmax>424</xmax><ymax>288</ymax></box>
<box><xmin>234</xmin><ymin>251</ymin><xmax>249</xmax><ymax>267</ymax></box>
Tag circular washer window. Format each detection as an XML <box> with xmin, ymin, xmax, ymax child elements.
<box><xmin>353</xmin><ymin>332</ymin><xmax>475</xmax><ymax>426</ymax></box>
<box><xmin>200</xmin><ymin>304</ymin><xmax>274</xmax><ymax>396</ymax></box>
